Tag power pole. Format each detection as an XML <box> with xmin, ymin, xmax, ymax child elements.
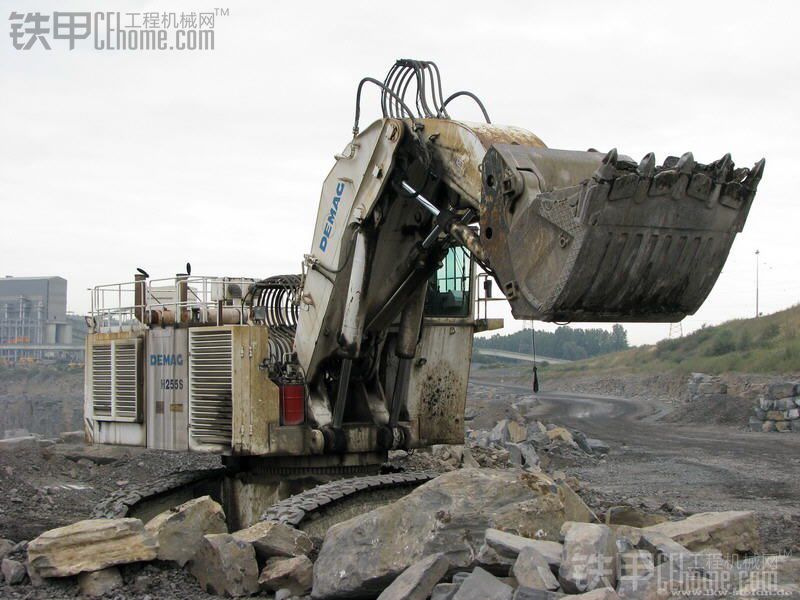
<box><xmin>755</xmin><ymin>249</ymin><xmax>760</xmax><ymax>318</ymax></box>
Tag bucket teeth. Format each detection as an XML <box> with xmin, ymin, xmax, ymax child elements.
<box><xmin>479</xmin><ymin>142</ymin><xmax>763</xmax><ymax>323</ymax></box>
<box><xmin>638</xmin><ymin>153</ymin><xmax>656</xmax><ymax>177</ymax></box>
<box><xmin>670</xmin><ymin>152</ymin><xmax>694</xmax><ymax>200</ymax></box>
<box><xmin>745</xmin><ymin>158</ymin><xmax>766</xmax><ymax>190</ymax></box>
<box><xmin>713</xmin><ymin>153</ymin><xmax>733</xmax><ymax>181</ymax></box>
<box><xmin>676</xmin><ymin>152</ymin><xmax>695</xmax><ymax>174</ymax></box>
<box><xmin>631</xmin><ymin>153</ymin><xmax>655</xmax><ymax>203</ymax></box>
<box><xmin>593</xmin><ymin>148</ymin><xmax>618</xmax><ymax>182</ymax></box>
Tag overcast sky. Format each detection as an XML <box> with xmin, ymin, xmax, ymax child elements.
<box><xmin>2</xmin><ymin>0</ymin><xmax>798</xmax><ymax>346</ymax></box>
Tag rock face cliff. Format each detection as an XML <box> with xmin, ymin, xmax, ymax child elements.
<box><xmin>0</xmin><ymin>367</ymin><xmax>83</xmax><ymax>438</ymax></box>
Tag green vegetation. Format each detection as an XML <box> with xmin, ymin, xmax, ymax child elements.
<box><xmin>474</xmin><ymin>324</ymin><xmax>629</xmax><ymax>361</ymax></box>
<box><xmin>542</xmin><ymin>304</ymin><xmax>800</xmax><ymax>377</ymax></box>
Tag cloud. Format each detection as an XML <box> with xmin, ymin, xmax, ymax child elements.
<box><xmin>1</xmin><ymin>0</ymin><xmax>797</xmax><ymax>346</ymax></box>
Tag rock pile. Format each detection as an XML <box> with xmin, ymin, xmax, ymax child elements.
<box><xmin>311</xmin><ymin>493</ymin><xmax>785</xmax><ymax>599</ymax></box>
<box><xmin>750</xmin><ymin>381</ymin><xmax>800</xmax><ymax>433</ymax></box>
<box><xmin>686</xmin><ymin>373</ymin><xmax>727</xmax><ymax>402</ymax></box>
<box><xmin>4</xmin><ymin>493</ymin><xmax>316</xmax><ymax>598</ymax></box>
<box><xmin>467</xmin><ymin>419</ymin><xmax>608</xmax><ymax>470</ymax></box>
<box><xmin>2</xmin><ymin>467</ymin><xmax>796</xmax><ymax>599</ymax></box>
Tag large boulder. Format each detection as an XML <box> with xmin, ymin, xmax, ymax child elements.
<box><xmin>312</xmin><ymin>469</ymin><xmax>581</xmax><ymax>599</ymax></box>
<box><xmin>643</xmin><ymin>511</ymin><xmax>759</xmax><ymax>556</ymax></box>
<box><xmin>559</xmin><ymin>522</ymin><xmax>618</xmax><ymax>593</ymax></box>
<box><xmin>27</xmin><ymin>518</ymin><xmax>157</xmax><ymax>577</ymax></box>
<box><xmin>232</xmin><ymin>520</ymin><xmax>313</xmax><ymax>561</ymax></box>
<box><xmin>376</xmin><ymin>553</ymin><xmax>450</xmax><ymax>600</ymax></box>
<box><xmin>145</xmin><ymin>495</ymin><xmax>227</xmax><ymax>566</ymax></box>
<box><xmin>188</xmin><ymin>533</ymin><xmax>259</xmax><ymax>597</ymax></box>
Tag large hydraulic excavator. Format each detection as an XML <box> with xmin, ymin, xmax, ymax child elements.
<box><xmin>85</xmin><ymin>59</ymin><xmax>764</xmax><ymax>528</ymax></box>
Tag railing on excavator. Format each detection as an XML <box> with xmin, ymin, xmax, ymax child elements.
<box><xmin>89</xmin><ymin>275</ymin><xmax>257</xmax><ymax>333</ymax></box>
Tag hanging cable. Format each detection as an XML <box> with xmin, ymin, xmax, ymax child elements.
<box><xmin>530</xmin><ymin>323</ymin><xmax>539</xmax><ymax>393</ymax></box>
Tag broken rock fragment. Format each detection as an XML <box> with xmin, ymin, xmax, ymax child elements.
<box><xmin>546</xmin><ymin>428</ymin><xmax>575</xmax><ymax>445</ymax></box>
<box><xmin>77</xmin><ymin>566</ymin><xmax>123</xmax><ymax>597</ymax></box>
<box><xmin>2</xmin><ymin>558</ymin><xmax>27</xmax><ymax>585</ymax></box>
<box><xmin>558</xmin><ymin>522</ymin><xmax>618</xmax><ymax>593</ymax></box>
<box><xmin>27</xmin><ymin>518</ymin><xmax>157</xmax><ymax>578</ymax></box>
<box><xmin>513</xmin><ymin>589</ymin><xmax>565</xmax><ymax>600</ymax></box>
<box><xmin>259</xmin><ymin>555</ymin><xmax>313</xmax><ymax>595</ymax></box>
<box><xmin>232</xmin><ymin>520</ymin><xmax>313</xmax><ymax>560</ymax></box>
<box><xmin>512</xmin><ymin>545</ymin><xmax>559</xmax><ymax>590</ymax></box>
<box><xmin>431</xmin><ymin>582</ymin><xmax>460</xmax><ymax>600</ymax></box>
<box><xmin>452</xmin><ymin>567</ymin><xmax>513</xmax><ymax>600</ymax></box>
<box><xmin>376</xmin><ymin>553</ymin><xmax>450</xmax><ymax>600</ymax></box>
<box><xmin>145</xmin><ymin>495</ymin><xmax>227</xmax><ymax>566</ymax></box>
<box><xmin>643</xmin><ymin>511</ymin><xmax>759</xmax><ymax>556</ymax></box>
<box><xmin>188</xmin><ymin>533</ymin><xmax>259</xmax><ymax>597</ymax></box>
<box><xmin>484</xmin><ymin>528</ymin><xmax>564</xmax><ymax>568</ymax></box>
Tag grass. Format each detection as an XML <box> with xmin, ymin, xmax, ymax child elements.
<box><xmin>538</xmin><ymin>304</ymin><xmax>800</xmax><ymax>378</ymax></box>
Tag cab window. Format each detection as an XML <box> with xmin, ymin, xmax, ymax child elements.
<box><xmin>424</xmin><ymin>246</ymin><xmax>471</xmax><ymax>317</ymax></box>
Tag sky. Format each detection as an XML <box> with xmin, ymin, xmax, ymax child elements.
<box><xmin>1</xmin><ymin>0</ymin><xmax>798</xmax><ymax>346</ymax></box>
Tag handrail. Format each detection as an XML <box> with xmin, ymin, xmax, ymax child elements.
<box><xmin>89</xmin><ymin>275</ymin><xmax>258</xmax><ymax>333</ymax></box>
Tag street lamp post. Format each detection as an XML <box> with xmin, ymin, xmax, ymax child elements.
<box><xmin>755</xmin><ymin>249</ymin><xmax>760</xmax><ymax>318</ymax></box>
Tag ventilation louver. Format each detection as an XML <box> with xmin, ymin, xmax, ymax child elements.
<box><xmin>189</xmin><ymin>329</ymin><xmax>233</xmax><ymax>446</ymax></box>
<box><xmin>91</xmin><ymin>340</ymin><xmax>140</xmax><ymax>421</ymax></box>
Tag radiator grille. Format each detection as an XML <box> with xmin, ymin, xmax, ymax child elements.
<box><xmin>113</xmin><ymin>342</ymin><xmax>139</xmax><ymax>420</ymax></box>
<box><xmin>91</xmin><ymin>340</ymin><xmax>140</xmax><ymax>421</ymax></box>
<box><xmin>91</xmin><ymin>344</ymin><xmax>113</xmax><ymax>417</ymax></box>
<box><xmin>189</xmin><ymin>329</ymin><xmax>233</xmax><ymax>446</ymax></box>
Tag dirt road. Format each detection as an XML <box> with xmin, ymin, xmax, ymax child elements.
<box><xmin>469</xmin><ymin>377</ymin><xmax>800</xmax><ymax>553</ymax></box>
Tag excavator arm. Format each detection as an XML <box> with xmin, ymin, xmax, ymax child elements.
<box><xmin>292</xmin><ymin>58</ymin><xmax>764</xmax><ymax>451</ymax></box>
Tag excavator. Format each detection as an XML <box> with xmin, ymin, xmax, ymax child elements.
<box><xmin>85</xmin><ymin>59</ymin><xmax>764</xmax><ymax>529</ymax></box>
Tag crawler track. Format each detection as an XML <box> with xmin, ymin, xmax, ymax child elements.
<box><xmin>92</xmin><ymin>468</ymin><xmax>226</xmax><ymax>519</ymax></box>
<box><xmin>92</xmin><ymin>468</ymin><xmax>439</xmax><ymax>526</ymax></box>
<box><xmin>259</xmin><ymin>470</ymin><xmax>439</xmax><ymax>527</ymax></box>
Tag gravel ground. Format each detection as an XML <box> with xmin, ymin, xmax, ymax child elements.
<box><xmin>469</xmin><ymin>374</ymin><xmax>800</xmax><ymax>554</ymax></box>
<box><xmin>2</xmin><ymin>369</ymin><xmax>797</xmax><ymax>597</ymax></box>
<box><xmin>0</xmin><ymin>442</ymin><xmax>221</xmax><ymax>542</ymax></box>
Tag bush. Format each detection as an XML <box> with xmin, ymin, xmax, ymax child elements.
<box><xmin>737</xmin><ymin>329</ymin><xmax>753</xmax><ymax>351</ymax></box>
<box><xmin>759</xmin><ymin>322</ymin><xmax>781</xmax><ymax>343</ymax></box>
<box><xmin>706</xmin><ymin>330</ymin><xmax>736</xmax><ymax>356</ymax></box>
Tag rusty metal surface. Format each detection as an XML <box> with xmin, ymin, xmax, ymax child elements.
<box><xmin>418</xmin><ymin>119</ymin><xmax>546</xmax><ymax>209</ymax></box>
<box><xmin>407</xmin><ymin>321</ymin><xmax>473</xmax><ymax>445</ymax></box>
<box><xmin>480</xmin><ymin>144</ymin><xmax>765</xmax><ymax>322</ymax></box>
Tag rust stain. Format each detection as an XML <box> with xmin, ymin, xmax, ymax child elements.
<box><xmin>420</xmin><ymin>363</ymin><xmax>463</xmax><ymax>419</ymax></box>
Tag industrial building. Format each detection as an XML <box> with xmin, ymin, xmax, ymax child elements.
<box><xmin>0</xmin><ymin>276</ymin><xmax>86</xmax><ymax>363</ymax></box>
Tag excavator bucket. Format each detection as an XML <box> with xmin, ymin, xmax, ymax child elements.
<box><xmin>480</xmin><ymin>144</ymin><xmax>764</xmax><ymax>322</ymax></box>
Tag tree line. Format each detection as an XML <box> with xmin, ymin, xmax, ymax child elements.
<box><xmin>474</xmin><ymin>324</ymin><xmax>629</xmax><ymax>361</ymax></box>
